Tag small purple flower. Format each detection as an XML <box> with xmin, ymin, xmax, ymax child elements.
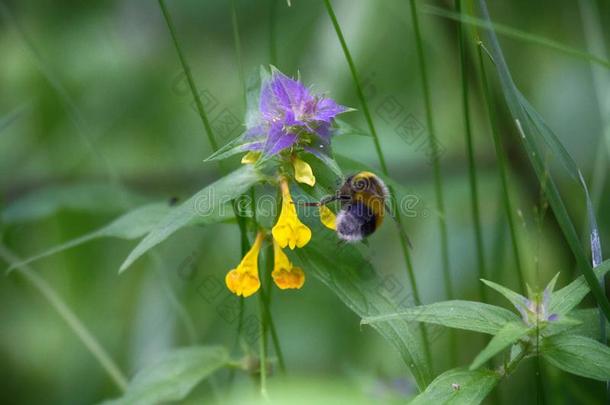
<box><xmin>245</xmin><ymin>68</ymin><xmax>351</xmax><ymax>156</ymax></box>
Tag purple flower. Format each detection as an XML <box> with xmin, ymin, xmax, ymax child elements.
<box><xmin>245</xmin><ymin>68</ymin><xmax>350</xmax><ymax>156</ymax></box>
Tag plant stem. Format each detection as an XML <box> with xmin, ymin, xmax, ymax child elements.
<box><xmin>260</xmin><ymin>246</ymin><xmax>286</xmax><ymax>373</ymax></box>
<box><xmin>269</xmin><ymin>0</ymin><xmax>278</xmax><ymax>65</ymax></box>
<box><xmin>501</xmin><ymin>342</ymin><xmax>527</xmax><ymax>377</ymax></box>
<box><xmin>408</xmin><ymin>0</ymin><xmax>455</xmax><ymax>366</ymax></box>
<box><xmin>0</xmin><ymin>244</ymin><xmax>129</xmax><ymax>392</ymax></box>
<box><xmin>258</xmin><ymin>285</ymin><xmax>268</xmax><ymax>397</ymax></box>
<box><xmin>476</xmin><ymin>43</ymin><xmax>527</xmax><ymax>293</ymax></box>
<box><xmin>230</xmin><ymin>0</ymin><xmax>246</xmax><ymax>109</ymax></box>
<box><xmin>322</xmin><ymin>0</ymin><xmax>431</xmax><ymax>369</ymax></box>
<box><xmin>158</xmin><ymin>0</ymin><xmax>218</xmax><ymax>151</ymax></box>
<box><xmin>456</xmin><ymin>0</ymin><xmax>487</xmax><ymax>302</ymax></box>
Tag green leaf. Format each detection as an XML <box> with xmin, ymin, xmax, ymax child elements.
<box><xmin>333</xmin><ymin>118</ymin><xmax>370</xmax><ymax>137</ymax></box>
<box><xmin>291</xmin><ymin>236</ymin><xmax>431</xmax><ymax>390</ymax></box>
<box><xmin>480</xmin><ymin>279</ymin><xmax>528</xmax><ymax>313</ymax></box>
<box><xmin>478</xmin><ymin>0</ymin><xmax>610</xmax><ymax>321</ymax></box>
<box><xmin>361</xmin><ymin>300</ymin><xmax>520</xmax><ymax>335</ymax></box>
<box><xmin>2</xmin><ymin>183</ymin><xmax>149</xmax><ymax>224</ymax></box>
<box><xmin>566</xmin><ymin>309</ymin><xmax>610</xmax><ymax>339</ymax></box>
<box><xmin>470</xmin><ymin>322</ymin><xmax>530</xmax><ymax>370</ymax></box>
<box><xmin>541</xmin><ymin>316</ymin><xmax>582</xmax><ymax>338</ymax></box>
<box><xmin>410</xmin><ymin>368</ymin><xmax>500</xmax><ymax>405</ymax></box>
<box><xmin>119</xmin><ymin>165</ymin><xmax>263</xmax><ymax>273</ymax></box>
<box><xmin>542</xmin><ymin>334</ymin><xmax>610</xmax><ymax>381</ymax></box>
<box><xmin>101</xmin><ymin>346</ymin><xmax>229</xmax><ymax>405</ymax></box>
<box><xmin>203</xmin><ymin>130</ymin><xmax>261</xmax><ymax>162</ymax></box>
<box><xmin>5</xmin><ymin>203</ymin><xmax>173</xmax><ymax>273</ymax></box>
<box><xmin>549</xmin><ymin>259</ymin><xmax>610</xmax><ymax>315</ymax></box>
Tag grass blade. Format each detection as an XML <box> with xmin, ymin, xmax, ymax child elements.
<box><xmin>423</xmin><ymin>4</ymin><xmax>610</xmax><ymax>70</ymax></box>
<box><xmin>476</xmin><ymin>42</ymin><xmax>526</xmax><ymax>292</ymax></box>
<box><xmin>476</xmin><ymin>0</ymin><xmax>610</xmax><ymax>322</ymax></box>
<box><xmin>408</xmin><ymin>0</ymin><xmax>455</xmax><ymax>366</ymax></box>
<box><xmin>456</xmin><ymin>0</ymin><xmax>487</xmax><ymax>302</ymax></box>
<box><xmin>322</xmin><ymin>0</ymin><xmax>431</xmax><ymax>370</ymax></box>
<box><xmin>0</xmin><ymin>244</ymin><xmax>128</xmax><ymax>392</ymax></box>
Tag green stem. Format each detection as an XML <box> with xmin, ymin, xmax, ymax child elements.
<box><xmin>457</xmin><ymin>0</ymin><xmax>486</xmax><ymax>302</ymax></box>
<box><xmin>260</xmin><ymin>249</ymin><xmax>286</xmax><ymax>374</ymax></box>
<box><xmin>158</xmin><ymin>0</ymin><xmax>218</xmax><ymax>151</ymax></box>
<box><xmin>407</xmin><ymin>0</ymin><xmax>455</xmax><ymax>366</ymax></box>
<box><xmin>230</xmin><ymin>0</ymin><xmax>246</xmax><ymax>109</ymax></box>
<box><xmin>322</xmin><ymin>0</ymin><xmax>431</xmax><ymax>369</ymax></box>
<box><xmin>501</xmin><ymin>342</ymin><xmax>528</xmax><ymax>377</ymax></box>
<box><xmin>0</xmin><ymin>244</ymin><xmax>128</xmax><ymax>392</ymax></box>
<box><xmin>258</xmin><ymin>285</ymin><xmax>268</xmax><ymax>397</ymax></box>
<box><xmin>269</xmin><ymin>0</ymin><xmax>278</xmax><ymax>65</ymax></box>
<box><xmin>476</xmin><ymin>43</ymin><xmax>527</xmax><ymax>293</ymax></box>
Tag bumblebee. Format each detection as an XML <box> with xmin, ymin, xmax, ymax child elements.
<box><xmin>304</xmin><ymin>171</ymin><xmax>398</xmax><ymax>243</ymax></box>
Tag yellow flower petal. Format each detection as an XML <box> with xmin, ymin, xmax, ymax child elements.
<box><xmin>241</xmin><ymin>151</ymin><xmax>261</xmax><ymax>164</ymax></box>
<box><xmin>225</xmin><ymin>269</ymin><xmax>261</xmax><ymax>297</ymax></box>
<box><xmin>292</xmin><ymin>157</ymin><xmax>316</xmax><ymax>186</ymax></box>
<box><xmin>225</xmin><ymin>231</ymin><xmax>264</xmax><ymax>297</ymax></box>
<box><xmin>272</xmin><ymin>241</ymin><xmax>305</xmax><ymax>290</ymax></box>
<box><xmin>319</xmin><ymin>205</ymin><xmax>336</xmax><ymax>230</ymax></box>
<box><xmin>272</xmin><ymin>180</ymin><xmax>312</xmax><ymax>249</ymax></box>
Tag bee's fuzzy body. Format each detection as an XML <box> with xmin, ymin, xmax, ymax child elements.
<box><xmin>335</xmin><ymin>171</ymin><xmax>389</xmax><ymax>242</ymax></box>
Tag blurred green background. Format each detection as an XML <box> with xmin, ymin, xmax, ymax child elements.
<box><xmin>1</xmin><ymin>0</ymin><xmax>609</xmax><ymax>403</ymax></box>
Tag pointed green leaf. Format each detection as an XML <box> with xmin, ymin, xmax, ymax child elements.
<box><xmin>101</xmin><ymin>346</ymin><xmax>229</xmax><ymax>405</ymax></box>
<box><xmin>203</xmin><ymin>130</ymin><xmax>261</xmax><ymax>162</ymax></box>
<box><xmin>362</xmin><ymin>300</ymin><xmax>520</xmax><ymax>335</ymax></box>
<box><xmin>541</xmin><ymin>316</ymin><xmax>582</xmax><ymax>338</ymax></box>
<box><xmin>410</xmin><ymin>368</ymin><xmax>500</xmax><ymax>405</ymax></box>
<box><xmin>470</xmin><ymin>322</ymin><xmax>530</xmax><ymax>370</ymax></box>
<box><xmin>119</xmin><ymin>165</ymin><xmax>262</xmax><ymax>273</ymax></box>
<box><xmin>480</xmin><ymin>279</ymin><xmax>528</xmax><ymax>313</ymax></box>
<box><xmin>566</xmin><ymin>309</ymin><xmax>610</xmax><ymax>339</ymax></box>
<box><xmin>542</xmin><ymin>334</ymin><xmax>610</xmax><ymax>381</ymax></box>
<box><xmin>6</xmin><ymin>203</ymin><xmax>172</xmax><ymax>273</ymax></box>
<box><xmin>549</xmin><ymin>259</ymin><xmax>610</xmax><ymax>315</ymax></box>
<box><xmin>291</xmin><ymin>236</ymin><xmax>431</xmax><ymax>390</ymax></box>
<box><xmin>2</xmin><ymin>183</ymin><xmax>148</xmax><ymax>224</ymax></box>
<box><xmin>333</xmin><ymin>118</ymin><xmax>370</xmax><ymax>137</ymax></box>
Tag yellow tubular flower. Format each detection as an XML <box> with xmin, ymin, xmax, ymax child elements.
<box><xmin>319</xmin><ymin>205</ymin><xmax>336</xmax><ymax>230</ymax></box>
<box><xmin>272</xmin><ymin>240</ymin><xmax>305</xmax><ymax>290</ymax></box>
<box><xmin>225</xmin><ymin>231</ymin><xmax>265</xmax><ymax>297</ymax></box>
<box><xmin>272</xmin><ymin>179</ymin><xmax>312</xmax><ymax>249</ymax></box>
<box><xmin>292</xmin><ymin>156</ymin><xmax>316</xmax><ymax>186</ymax></box>
<box><xmin>241</xmin><ymin>151</ymin><xmax>261</xmax><ymax>164</ymax></box>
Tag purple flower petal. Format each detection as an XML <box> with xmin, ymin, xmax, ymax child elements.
<box><xmin>272</xmin><ymin>71</ymin><xmax>313</xmax><ymax>112</ymax></box>
<box><xmin>547</xmin><ymin>314</ymin><xmax>558</xmax><ymax>322</ymax></box>
<box><xmin>314</xmin><ymin>122</ymin><xmax>333</xmax><ymax>140</ymax></box>
<box><xmin>315</xmin><ymin>97</ymin><xmax>349</xmax><ymax>122</ymax></box>
<box><xmin>263</xmin><ymin>123</ymin><xmax>298</xmax><ymax>155</ymax></box>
